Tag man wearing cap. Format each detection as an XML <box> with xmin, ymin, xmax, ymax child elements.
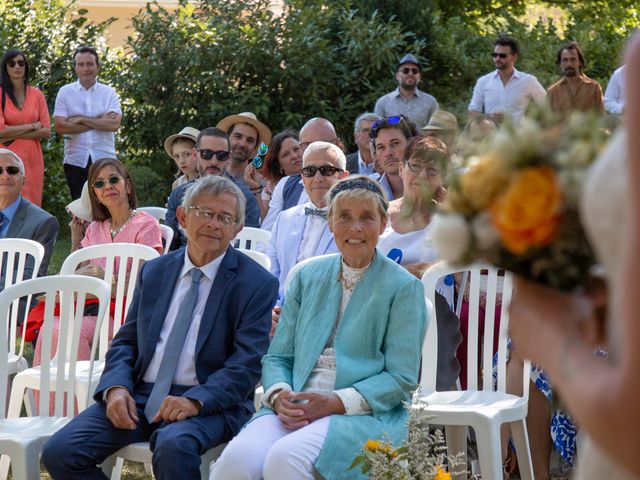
<box><xmin>346</xmin><ymin>112</ymin><xmax>380</xmax><ymax>175</ymax></box>
<box><xmin>54</xmin><ymin>46</ymin><xmax>122</xmax><ymax>200</ymax></box>
<box><xmin>374</xmin><ymin>54</ymin><xmax>439</xmax><ymax>130</ymax></box>
<box><xmin>468</xmin><ymin>36</ymin><xmax>545</xmax><ymax>123</ymax></box>
<box><xmin>165</xmin><ymin>127</ymin><xmax>260</xmax><ymax>250</ymax></box>
<box><xmin>164</xmin><ymin>127</ymin><xmax>200</xmax><ymax>190</ymax></box>
<box><xmin>216</xmin><ymin>112</ymin><xmax>271</xmax><ymax>186</ymax></box>
<box><xmin>422</xmin><ymin>110</ymin><xmax>459</xmax><ymax>153</ymax></box>
<box><xmin>0</xmin><ymin>149</ymin><xmax>58</xmax><ymax>286</ymax></box>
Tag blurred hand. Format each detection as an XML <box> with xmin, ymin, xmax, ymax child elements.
<box><xmin>270</xmin><ymin>306</ymin><xmax>281</xmax><ymax>338</ymax></box>
<box><xmin>290</xmin><ymin>392</ymin><xmax>345</xmax><ymax>423</ymax></box>
<box><xmin>152</xmin><ymin>395</ymin><xmax>201</xmax><ymax>423</ymax></box>
<box><xmin>106</xmin><ymin>387</ymin><xmax>138</xmax><ymax>430</ymax></box>
<box><xmin>244</xmin><ymin>163</ymin><xmax>263</xmax><ymax>190</ymax></box>
<box><xmin>32</xmin><ymin>121</ymin><xmax>43</xmax><ymax>130</ymax></box>
<box><xmin>69</xmin><ymin>215</ymin><xmax>87</xmax><ymax>250</ymax></box>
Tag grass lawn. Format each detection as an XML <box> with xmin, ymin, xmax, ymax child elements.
<box><xmin>48</xmin><ymin>228</ymin><xmax>71</xmax><ymax>275</ymax></box>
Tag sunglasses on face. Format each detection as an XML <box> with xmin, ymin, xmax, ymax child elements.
<box><xmin>92</xmin><ymin>175</ymin><xmax>122</xmax><ymax>189</ymax></box>
<box><xmin>197</xmin><ymin>149</ymin><xmax>230</xmax><ymax>161</ymax></box>
<box><xmin>251</xmin><ymin>143</ymin><xmax>268</xmax><ymax>169</ymax></box>
<box><xmin>400</xmin><ymin>67</ymin><xmax>419</xmax><ymax>75</ymax></box>
<box><xmin>491</xmin><ymin>52</ymin><xmax>508</xmax><ymax>59</ymax></box>
<box><xmin>8</xmin><ymin>60</ymin><xmax>25</xmax><ymax>68</ymax></box>
<box><xmin>301</xmin><ymin>165</ymin><xmax>343</xmax><ymax>177</ymax></box>
<box><xmin>0</xmin><ymin>166</ymin><xmax>21</xmax><ymax>175</ymax></box>
<box><xmin>187</xmin><ymin>206</ymin><xmax>237</xmax><ymax>226</ymax></box>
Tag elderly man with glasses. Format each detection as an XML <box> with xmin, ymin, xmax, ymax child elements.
<box><xmin>374</xmin><ymin>53</ymin><xmax>439</xmax><ymax>130</ymax></box>
<box><xmin>165</xmin><ymin>127</ymin><xmax>260</xmax><ymax>250</ymax></box>
<box><xmin>468</xmin><ymin>36</ymin><xmax>546</xmax><ymax>124</ymax></box>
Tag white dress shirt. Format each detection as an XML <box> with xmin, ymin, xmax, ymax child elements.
<box><xmin>604</xmin><ymin>65</ymin><xmax>626</xmax><ymax>115</ymax></box>
<box><xmin>53</xmin><ymin>80</ymin><xmax>122</xmax><ymax>167</ymax></box>
<box><xmin>297</xmin><ymin>203</ymin><xmax>328</xmax><ymax>263</ymax></box>
<box><xmin>357</xmin><ymin>151</ymin><xmax>376</xmax><ymax>176</ymax></box>
<box><xmin>468</xmin><ymin>68</ymin><xmax>546</xmax><ymax>122</ymax></box>
<box><xmin>261</xmin><ymin>175</ymin><xmax>309</xmax><ymax>232</ymax></box>
<box><xmin>143</xmin><ymin>250</ymin><xmax>225</xmax><ymax>386</ymax></box>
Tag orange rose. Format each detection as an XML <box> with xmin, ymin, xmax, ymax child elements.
<box><xmin>491</xmin><ymin>166</ymin><xmax>563</xmax><ymax>254</ymax></box>
<box><xmin>459</xmin><ymin>155</ymin><xmax>511</xmax><ymax>212</ymax></box>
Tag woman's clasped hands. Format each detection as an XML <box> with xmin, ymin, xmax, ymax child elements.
<box><xmin>273</xmin><ymin>391</ymin><xmax>346</xmax><ymax>430</ymax></box>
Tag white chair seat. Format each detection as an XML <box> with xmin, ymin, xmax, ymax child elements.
<box><xmin>415</xmin><ymin>391</ymin><xmax>527</xmax><ymax>418</ymax></box>
<box><xmin>0</xmin><ymin>416</ymin><xmax>71</xmax><ymax>440</ymax></box>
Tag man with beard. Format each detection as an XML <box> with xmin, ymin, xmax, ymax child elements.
<box><xmin>216</xmin><ymin>112</ymin><xmax>271</xmax><ymax>185</ymax></box>
<box><xmin>165</xmin><ymin>127</ymin><xmax>260</xmax><ymax>249</ymax></box>
<box><xmin>547</xmin><ymin>42</ymin><xmax>604</xmax><ymax>117</ymax></box>
<box><xmin>468</xmin><ymin>36</ymin><xmax>545</xmax><ymax>123</ymax></box>
<box><xmin>374</xmin><ymin>54</ymin><xmax>438</xmax><ymax>129</ymax></box>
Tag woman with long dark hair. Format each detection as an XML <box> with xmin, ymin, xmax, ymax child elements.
<box><xmin>0</xmin><ymin>49</ymin><xmax>51</xmax><ymax>206</ymax></box>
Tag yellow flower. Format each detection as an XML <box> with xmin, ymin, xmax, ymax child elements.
<box><xmin>491</xmin><ymin>166</ymin><xmax>563</xmax><ymax>254</ymax></box>
<box><xmin>434</xmin><ymin>465</ymin><xmax>452</xmax><ymax>480</ymax></box>
<box><xmin>459</xmin><ymin>154</ymin><xmax>511</xmax><ymax>212</ymax></box>
<box><xmin>363</xmin><ymin>439</ymin><xmax>397</xmax><ymax>458</ymax></box>
<box><xmin>364</xmin><ymin>439</ymin><xmax>382</xmax><ymax>452</ymax></box>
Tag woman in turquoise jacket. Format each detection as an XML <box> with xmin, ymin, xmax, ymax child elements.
<box><xmin>211</xmin><ymin>175</ymin><xmax>427</xmax><ymax>479</ymax></box>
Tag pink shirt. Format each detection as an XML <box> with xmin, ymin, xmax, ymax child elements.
<box><xmin>81</xmin><ymin>211</ymin><xmax>163</xmax><ymax>268</ymax></box>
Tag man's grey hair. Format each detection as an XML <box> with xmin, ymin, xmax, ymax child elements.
<box><xmin>182</xmin><ymin>176</ymin><xmax>246</xmax><ymax>225</ymax></box>
<box><xmin>302</xmin><ymin>141</ymin><xmax>346</xmax><ymax>170</ymax></box>
<box><xmin>0</xmin><ymin>149</ymin><xmax>25</xmax><ymax>175</ymax></box>
<box><xmin>354</xmin><ymin>112</ymin><xmax>381</xmax><ymax>132</ymax></box>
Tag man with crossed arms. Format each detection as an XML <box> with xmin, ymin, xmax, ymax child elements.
<box><xmin>43</xmin><ymin>176</ymin><xmax>278</xmax><ymax>480</ymax></box>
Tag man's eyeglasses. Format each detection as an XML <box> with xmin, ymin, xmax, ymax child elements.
<box><xmin>251</xmin><ymin>143</ymin><xmax>268</xmax><ymax>169</ymax></box>
<box><xmin>400</xmin><ymin>67</ymin><xmax>419</xmax><ymax>75</ymax></box>
<box><xmin>7</xmin><ymin>60</ymin><xmax>25</xmax><ymax>68</ymax></box>
<box><xmin>0</xmin><ymin>166</ymin><xmax>21</xmax><ymax>176</ymax></box>
<box><xmin>197</xmin><ymin>149</ymin><xmax>230</xmax><ymax>161</ymax></box>
<box><xmin>491</xmin><ymin>52</ymin><xmax>508</xmax><ymax>59</ymax></box>
<box><xmin>404</xmin><ymin>161</ymin><xmax>440</xmax><ymax>176</ymax></box>
<box><xmin>92</xmin><ymin>175</ymin><xmax>122</xmax><ymax>189</ymax></box>
<box><xmin>187</xmin><ymin>206</ymin><xmax>237</xmax><ymax>225</ymax></box>
<box><xmin>301</xmin><ymin>165</ymin><xmax>343</xmax><ymax>177</ymax></box>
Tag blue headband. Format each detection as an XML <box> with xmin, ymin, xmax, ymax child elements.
<box><xmin>329</xmin><ymin>179</ymin><xmax>389</xmax><ymax>210</ymax></box>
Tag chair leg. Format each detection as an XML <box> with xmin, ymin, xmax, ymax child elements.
<box><xmin>445</xmin><ymin>425</ymin><xmax>467</xmax><ymax>480</ymax></box>
<box><xmin>100</xmin><ymin>453</ymin><xmax>117</xmax><ymax>478</ymax></box>
<box><xmin>110</xmin><ymin>457</ymin><xmax>125</xmax><ymax>480</ymax></box>
<box><xmin>473</xmin><ymin>422</ymin><xmax>504</xmax><ymax>480</ymax></box>
<box><xmin>10</xmin><ymin>448</ymin><xmax>41</xmax><ymax>480</ymax></box>
<box><xmin>0</xmin><ymin>455</ymin><xmax>10</xmax><ymax>480</ymax></box>
<box><xmin>510</xmin><ymin>419</ymin><xmax>534</xmax><ymax>480</ymax></box>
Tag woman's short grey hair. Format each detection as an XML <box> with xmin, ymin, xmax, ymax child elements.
<box><xmin>326</xmin><ymin>175</ymin><xmax>389</xmax><ymax>223</ymax></box>
<box><xmin>302</xmin><ymin>141</ymin><xmax>347</xmax><ymax>170</ymax></box>
<box><xmin>0</xmin><ymin>149</ymin><xmax>25</xmax><ymax>174</ymax></box>
<box><xmin>182</xmin><ymin>176</ymin><xmax>246</xmax><ymax>225</ymax></box>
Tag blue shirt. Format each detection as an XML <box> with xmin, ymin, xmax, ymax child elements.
<box><xmin>0</xmin><ymin>196</ymin><xmax>21</xmax><ymax>238</ymax></box>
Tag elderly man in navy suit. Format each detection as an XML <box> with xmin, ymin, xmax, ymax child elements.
<box><xmin>0</xmin><ymin>149</ymin><xmax>58</xmax><ymax>284</ymax></box>
<box><xmin>268</xmin><ymin>141</ymin><xmax>348</xmax><ymax>305</ymax></box>
<box><xmin>43</xmin><ymin>176</ymin><xmax>278</xmax><ymax>480</ymax></box>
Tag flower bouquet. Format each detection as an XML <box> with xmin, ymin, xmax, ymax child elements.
<box><xmin>349</xmin><ymin>406</ymin><xmax>464</xmax><ymax>479</ymax></box>
<box><xmin>431</xmin><ymin>107</ymin><xmax>608</xmax><ymax>290</ymax></box>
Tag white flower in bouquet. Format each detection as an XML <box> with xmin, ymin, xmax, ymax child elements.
<box><xmin>431</xmin><ymin>213</ymin><xmax>470</xmax><ymax>264</ymax></box>
<box><xmin>472</xmin><ymin>211</ymin><xmax>501</xmax><ymax>250</ymax></box>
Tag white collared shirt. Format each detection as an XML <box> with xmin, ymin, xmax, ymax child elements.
<box><xmin>54</xmin><ymin>80</ymin><xmax>122</xmax><ymax>167</ymax></box>
<box><xmin>297</xmin><ymin>202</ymin><xmax>328</xmax><ymax>263</ymax></box>
<box><xmin>357</xmin><ymin>151</ymin><xmax>375</xmax><ymax>176</ymax></box>
<box><xmin>142</xmin><ymin>249</ymin><xmax>226</xmax><ymax>386</ymax></box>
<box><xmin>604</xmin><ymin>65</ymin><xmax>626</xmax><ymax>115</ymax></box>
<box><xmin>468</xmin><ymin>68</ymin><xmax>546</xmax><ymax>122</ymax></box>
<box><xmin>261</xmin><ymin>175</ymin><xmax>309</xmax><ymax>232</ymax></box>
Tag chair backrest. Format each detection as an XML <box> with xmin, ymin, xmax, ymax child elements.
<box><xmin>159</xmin><ymin>224</ymin><xmax>174</xmax><ymax>254</ymax></box>
<box><xmin>0</xmin><ymin>238</ymin><xmax>45</xmax><ymax>358</ymax></box>
<box><xmin>138</xmin><ymin>206</ymin><xmax>167</xmax><ymax>223</ymax></box>
<box><xmin>232</xmin><ymin>227</ymin><xmax>271</xmax><ymax>251</ymax></box>
<box><xmin>420</xmin><ymin>261</ymin><xmax>529</xmax><ymax>399</ymax></box>
<box><xmin>283</xmin><ymin>254</ymin><xmax>338</xmax><ymax>294</ymax></box>
<box><xmin>0</xmin><ymin>275</ymin><xmax>110</xmax><ymax>419</ymax></box>
<box><xmin>237</xmin><ymin>248</ymin><xmax>271</xmax><ymax>270</ymax></box>
<box><xmin>60</xmin><ymin>243</ymin><xmax>160</xmax><ymax>358</ymax></box>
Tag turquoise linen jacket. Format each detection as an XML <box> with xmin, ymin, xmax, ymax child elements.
<box><xmin>258</xmin><ymin>251</ymin><xmax>428</xmax><ymax>479</ymax></box>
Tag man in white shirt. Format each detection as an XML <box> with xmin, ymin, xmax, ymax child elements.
<box><xmin>345</xmin><ymin>112</ymin><xmax>380</xmax><ymax>175</ymax></box>
<box><xmin>42</xmin><ymin>175</ymin><xmax>278</xmax><ymax>480</ymax></box>
<box><xmin>54</xmin><ymin>46</ymin><xmax>122</xmax><ymax>199</ymax></box>
<box><xmin>468</xmin><ymin>36</ymin><xmax>546</xmax><ymax>123</ymax></box>
<box><xmin>268</xmin><ymin>141</ymin><xmax>348</xmax><ymax>304</ymax></box>
<box><xmin>604</xmin><ymin>65</ymin><xmax>626</xmax><ymax>115</ymax></box>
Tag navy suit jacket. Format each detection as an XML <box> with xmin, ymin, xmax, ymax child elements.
<box><xmin>95</xmin><ymin>246</ymin><xmax>278</xmax><ymax>435</ymax></box>
<box><xmin>346</xmin><ymin>152</ymin><xmax>359</xmax><ymax>175</ymax></box>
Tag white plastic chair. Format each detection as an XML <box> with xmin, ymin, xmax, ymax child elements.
<box><xmin>237</xmin><ymin>248</ymin><xmax>271</xmax><ymax>270</ymax></box>
<box><xmin>102</xmin><ymin>441</ymin><xmax>226</xmax><ymax>480</ymax></box>
<box><xmin>0</xmin><ymin>239</ymin><xmax>45</xmax><ymax>383</ymax></box>
<box><xmin>0</xmin><ymin>275</ymin><xmax>110</xmax><ymax>480</ymax></box>
<box><xmin>232</xmin><ymin>227</ymin><xmax>271</xmax><ymax>252</ymax></box>
<box><xmin>414</xmin><ymin>262</ymin><xmax>534</xmax><ymax>480</ymax></box>
<box><xmin>138</xmin><ymin>207</ymin><xmax>167</xmax><ymax>223</ymax></box>
<box><xmin>159</xmin><ymin>225</ymin><xmax>174</xmax><ymax>255</ymax></box>
<box><xmin>9</xmin><ymin>244</ymin><xmax>161</xmax><ymax>419</ymax></box>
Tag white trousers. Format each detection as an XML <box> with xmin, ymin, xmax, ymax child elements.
<box><xmin>209</xmin><ymin>414</ymin><xmax>330</xmax><ymax>480</ymax></box>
